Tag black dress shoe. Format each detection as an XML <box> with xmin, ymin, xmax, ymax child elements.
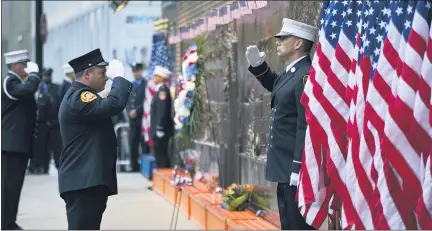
<box><xmin>9</xmin><ymin>223</ymin><xmax>23</xmax><ymax>230</ymax></box>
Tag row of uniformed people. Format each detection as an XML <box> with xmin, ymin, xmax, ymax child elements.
<box><xmin>28</xmin><ymin>67</ymin><xmax>71</xmax><ymax>174</ymax></box>
<box><xmin>1</xmin><ymin>48</ymin><xmax>174</xmax><ymax>230</ymax></box>
<box><xmin>26</xmin><ymin>61</ymin><xmax>156</xmax><ymax>175</ymax></box>
<box><xmin>2</xmin><ymin>16</ymin><xmax>316</xmax><ymax>230</ymax></box>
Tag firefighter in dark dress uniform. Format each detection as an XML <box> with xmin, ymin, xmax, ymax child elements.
<box><xmin>1</xmin><ymin>50</ymin><xmax>41</xmax><ymax>230</ymax></box>
<box><xmin>41</xmin><ymin>68</ymin><xmax>63</xmax><ymax>171</ymax></box>
<box><xmin>150</xmin><ymin>65</ymin><xmax>173</xmax><ymax>168</ymax></box>
<box><xmin>126</xmin><ymin>63</ymin><xmax>149</xmax><ymax>172</ymax></box>
<box><xmin>59</xmin><ymin>63</ymin><xmax>75</xmax><ymax>101</ymax></box>
<box><xmin>58</xmin><ymin>49</ymin><xmax>132</xmax><ymax>230</ymax></box>
<box><xmin>29</xmin><ymin>80</ymin><xmax>55</xmax><ymax>174</ymax></box>
<box><xmin>246</xmin><ymin>18</ymin><xmax>318</xmax><ymax>230</ymax></box>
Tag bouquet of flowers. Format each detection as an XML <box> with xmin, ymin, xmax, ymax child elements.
<box><xmin>184</xmin><ymin>156</ymin><xmax>197</xmax><ymax>182</ymax></box>
<box><xmin>221</xmin><ymin>184</ymin><xmax>255</xmax><ymax>211</ymax></box>
<box><xmin>174</xmin><ymin>45</ymin><xmax>199</xmax><ymax>131</ymax></box>
<box><xmin>170</xmin><ymin>167</ymin><xmax>191</xmax><ymax>189</ymax></box>
<box><xmin>207</xmin><ymin>174</ymin><xmax>219</xmax><ymax>191</ymax></box>
<box><xmin>171</xmin><ymin>150</ymin><xmax>199</xmax><ymax>186</ymax></box>
<box><xmin>250</xmin><ymin>185</ymin><xmax>273</xmax><ymax>209</ymax></box>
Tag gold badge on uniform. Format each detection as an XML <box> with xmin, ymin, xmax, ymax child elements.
<box><xmin>159</xmin><ymin>90</ymin><xmax>167</xmax><ymax>100</ymax></box>
<box><xmin>302</xmin><ymin>75</ymin><xmax>309</xmax><ymax>85</ymax></box>
<box><xmin>80</xmin><ymin>91</ymin><xmax>97</xmax><ymax>103</ymax></box>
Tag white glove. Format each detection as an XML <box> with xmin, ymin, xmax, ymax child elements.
<box><xmin>289</xmin><ymin>173</ymin><xmax>299</xmax><ymax>187</ymax></box>
<box><xmin>245</xmin><ymin>45</ymin><xmax>266</xmax><ymax>67</ymax></box>
<box><xmin>106</xmin><ymin>59</ymin><xmax>125</xmax><ymax>79</ymax></box>
<box><xmin>156</xmin><ymin>131</ymin><xmax>165</xmax><ymax>138</ymax></box>
<box><xmin>24</xmin><ymin>61</ymin><xmax>39</xmax><ymax>74</ymax></box>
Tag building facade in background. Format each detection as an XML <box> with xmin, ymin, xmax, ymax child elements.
<box><xmin>1</xmin><ymin>1</ymin><xmax>33</xmax><ymax>77</ymax></box>
<box><xmin>43</xmin><ymin>1</ymin><xmax>161</xmax><ymax>83</ymax></box>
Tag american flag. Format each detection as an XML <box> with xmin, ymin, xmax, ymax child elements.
<box><xmin>239</xmin><ymin>1</ymin><xmax>252</xmax><ymax>16</ymax></box>
<box><xmin>298</xmin><ymin>0</ymin><xmax>432</xmax><ymax>229</ymax></box>
<box><xmin>168</xmin><ymin>31</ymin><xmax>174</xmax><ymax>45</ymax></box>
<box><xmin>142</xmin><ymin>33</ymin><xmax>173</xmax><ymax>145</ymax></box>
<box><xmin>223</xmin><ymin>5</ymin><xmax>233</xmax><ymax>24</ymax></box>
<box><xmin>190</xmin><ymin>24</ymin><xmax>195</xmax><ymax>39</ymax></box>
<box><xmin>187</xmin><ymin>24</ymin><xmax>193</xmax><ymax>39</ymax></box>
<box><xmin>380</xmin><ymin>0</ymin><xmax>432</xmax><ymax>229</ymax></box>
<box><xmin>184</xmin><ymin>26</ymin><xmax>191</xmax><ymax>40</ymax></box>
<box><xmin>414</xmin><ymin>5</ymin><xmax>432</xmax><ymax>229</ymax></box>
<box><xmin>246</xmin><ymin>0</ymin><xmax>257</xmax><ymax>10</ymax></box>
<box><xmin>231</xmin><ymin>2</ymin><xmax>241</xmax><ymax>19</ymax></box>
<box><xmin>179</xmin><ymin>27</ymin><xmax>186</xmax><ymax>40</ymax></box>
<box><xmin>255</xmin><ymin>0</ymin><xmax>268</xmax><ymax>9</ymax></box>
<box><xmin>207</xmin><ymin>9</ymin><xmax>217</xmax><ymax>31</ymax></box>
<box><xmin>217</xmin><ymin>7</ymin><xmax>226</xmax><ymax>25</ymax></box>
<box><xmin>199</xmin><ymin>18</ymin><xmax>207</xmax><ymax>33</ymax></box>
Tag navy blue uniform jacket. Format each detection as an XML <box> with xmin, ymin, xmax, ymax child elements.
<box><xmin>248</xmin><ymin>57</ymin><xmax>310</xmax><ymax>183</ymax></box>
<box><xmin>58</xmin><ymin>77</ymin><xmax>132</xmax><ymax>196</ymax></box>
<box><xmin>1</xmin><ymin>71</ymin><xmax>40</xmax><ymax>156</ymax></box>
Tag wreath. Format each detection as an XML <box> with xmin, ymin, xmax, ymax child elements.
<box><xmin>174</xmin><ymin>36</ymin><xmax>206</xmax><ymax>148</ymax></box>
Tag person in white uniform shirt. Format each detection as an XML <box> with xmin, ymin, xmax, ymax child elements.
<box><xmin>59</xmin><ymin>63</ymin><xmax>76</xmax><ymax>101</ymax></box>
<box><xmin>246</xmin><ymin>18</ymin><xmax>318</xmax><ymax>230</ymax></box>
<box><xmin>1</xmin><ymin>50</ymin><xmax>41</xmax><ymax>230</ymax></box>
<box><xmin>149</xmin><ymin>65</ymin><xmax>174</xmax><ymax>169</ymax></box>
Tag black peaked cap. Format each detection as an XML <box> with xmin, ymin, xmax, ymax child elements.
<box><xmin>68</xmin><ymin>48</ymin><xmax>109</xmax><ymax>73</ymax></box>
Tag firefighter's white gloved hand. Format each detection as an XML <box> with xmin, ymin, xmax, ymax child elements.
<box><xmin>106</xmin><ymin>59</ymin><xmax>125</xmax><ymax>79</ymax></box>
<box><xmin>245</xmin><ymin>45</ymin><xmax>266</xmax><ymax>67</ymax></box>
<box><xmin>156</xmin><ymin>131</ymin><xmax>165</xmax><ymax>138</ymax></box>
<box><xmin>24</xmin><ymin>61</ymin><xmax>39</xmax><ymax>74</ymax></box>
<box><xmin>289</xmin><ymin>173</ymin><xmax>299</xmax><ymax>187</ymax></box>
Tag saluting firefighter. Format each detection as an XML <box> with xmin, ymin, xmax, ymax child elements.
<box><xmin>126</xmin><ymin>63</ymin><xmax>149</xmax><ymax>172</ymax></box>
<box><xmin>58</xmin><ymin>49</ymin><xmax>132</xmax><ymax>230</ymax></box>
<box><xmin>1</xmin><ymin>50</ymin><xmax>41</xmax><ymax>230</ymax></box>
<box><xmin>150</xmin><ymin>65</ymin><xmax>174</xmax><ymax>169</ymax></box>
<box><xmin>59</xmin><ymin>63</ymin><xmax>75</xmax><ymax>101</ymax></box>
<box><xmin>246</xmin><ymin>18</ymin><xmax>318</xmax><ymax>230</ymax></box>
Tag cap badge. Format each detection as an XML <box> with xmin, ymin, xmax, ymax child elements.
<box><xmin>302</xmin><ymin>75</ymin><xmax>309</xmax><ymax>85</ymax></box>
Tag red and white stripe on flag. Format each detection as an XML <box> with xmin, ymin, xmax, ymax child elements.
<box><xmin>142</xmin><ymin>80</ymin><xmax>157</xmax><ymax>146</ymax></box>
<box><xmin>299</xmin><ymin>1</ymin><xmax>432</xmax><ymax>230</ymax></box>
<box><xmin>224</xmin><ymin>6</ymin><xmax>232</xmax><ymax>24</ymax></box>
<box><xmin>246</xmin><ymin>1</ymin><xmax>257</xmax><ymax>10</ymax></box>
<box><xmin>381</xmin><ymin>2</ymin><xmax>431</xmax><ymax>229</ymax></box>
<box><xmin>412</xmin><ymin>7</ymin><xmax>432</xmax><ymax>229</ymax></box>
<box><xmin>239</xmin><ymin>1</ymin><xmax>252</xmax><ymax>16</ymax></box>
<box><xmin>255</xmin><ymin>1</ymin><xmax>268</xmax><ymax>9</ymax></box>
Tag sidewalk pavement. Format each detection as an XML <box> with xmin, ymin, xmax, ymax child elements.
<box><xmin>17</xmin><ymin>171</ymin><xmax>199</xmax><ymax>230</ymax></box>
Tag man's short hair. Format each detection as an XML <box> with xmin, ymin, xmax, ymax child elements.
<box><xmin>75</xmin><ymin>67</ymin><xmax>97</xmax><ymax>80</ymax></box>
<box><xmin>75</xmin><ymin>71</ymin><xmax>84</xmax><ymax>80</ymax></box>
<box><xmin>302</xmin><ymin>39</ymin><xmax>314</xmax><ymax>53</ymax></box>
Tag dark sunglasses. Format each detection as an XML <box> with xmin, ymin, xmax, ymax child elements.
<box><xmin>16</xmin><ymin>61</ymin><xmax>28</xmax><ymax>67</ymax></box>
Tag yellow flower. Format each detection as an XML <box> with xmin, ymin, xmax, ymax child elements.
<box><xmin>245</xmin><ymin>184</ymin><xmax>255</xmax><ymax>192</ymax></box>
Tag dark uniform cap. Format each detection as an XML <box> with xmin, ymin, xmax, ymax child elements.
<box><xmin>131</xmin><ymin>63</ymin><xmax>143</xmax><ymax>71</ymax></box>
<box><xmin>43</xmin><ymin>68</ymin><xmax>53</xmax><ymax>76</ymax></box>
<box><xmin>68</xmin><ymin>48</ymin><xmax>109</xmax><ymax>73</ymax></box>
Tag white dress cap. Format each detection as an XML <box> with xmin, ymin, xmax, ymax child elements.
<box><xmin>63</xmin><ymin>63</ymin><xmax>74</xmax><ymax>74</ymax></box>
<box><xmin>153</xmin><ymin>65</ymin><xmax>172</xmax><ymax>79</ymax></box>
<box><xmin>274</xmin><ymin>18</ymin><xmax>319</xmax><ymax>42</ymax></box>
<box><xmin>4</xmin><ymin>50</ymin><xmax>29</xmax><ymax>64</ymax></box>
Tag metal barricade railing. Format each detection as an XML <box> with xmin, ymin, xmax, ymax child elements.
<box><xmin>114</xmin><ymin>110</ymin><xmax>131</xmax><ymax>172</ymax></box>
